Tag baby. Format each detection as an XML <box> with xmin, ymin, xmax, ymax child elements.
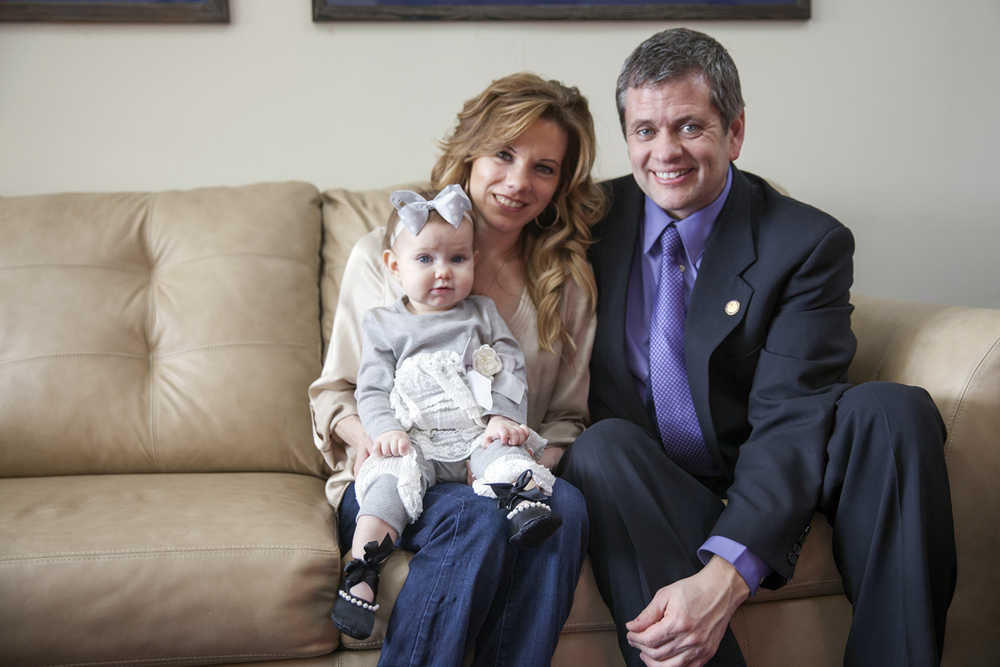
<box><xmin>331</xmin><ymin>184</ymin><xmax>561</xmax><ymax>640</ymax></box>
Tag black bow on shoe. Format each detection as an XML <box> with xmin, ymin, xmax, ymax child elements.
<box><xmin>487</xmin><ymin>469</ymin><xmax>549</xmax><ymax>512</ymax></box>
<box><xmin>487</xmin><ymin>469</ymin><xmax>561</xmax><ymax>547</ymax></box>
<box><xmin>343</xmin><ymin>534</ymin><xmax>395</xmax><ymax>589</ymax></box>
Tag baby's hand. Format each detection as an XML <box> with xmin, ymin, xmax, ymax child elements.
<box><xmin>484</xmin><ymin>416</ymin><xmax>530</xmax><ymax>447</ymax></box>
<box><xmin>373</xmin><ymin>430</ymin><xmax>410</xmax><ymax>457</ymax></box>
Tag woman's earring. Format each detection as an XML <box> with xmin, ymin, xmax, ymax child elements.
<box><xmin>534</xmin><ymin>208</ymin><xmax>558</xmax><ymax>231</ymax></box>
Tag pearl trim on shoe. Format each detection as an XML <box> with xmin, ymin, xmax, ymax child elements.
<box><xmin>506</xmin><ymin>500</ymin><xmax>549</xmax><ymax>520</ymax></box>
<box><xmin>338</xmin><ymin>588</ymin><xmax>380</xmax><ymax>612</ymax></box>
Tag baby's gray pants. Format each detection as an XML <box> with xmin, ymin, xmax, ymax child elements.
<box><xmin>357</xmin><ymin>439</ymin><xmax>537</xmax><ymax>536</ymax></box>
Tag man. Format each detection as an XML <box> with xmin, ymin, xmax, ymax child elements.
<box><xmin>560</xmin><ymin>28</ymin><xmax>956</xmax><ymax>666</ymax></box>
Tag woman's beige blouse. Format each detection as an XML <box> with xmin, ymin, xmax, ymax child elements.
<box><xmin>308</xmin><ymin>228</ymin><xmax>595</xmax><ymax>507</ymax></box>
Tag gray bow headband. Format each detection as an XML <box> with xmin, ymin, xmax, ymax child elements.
<box><xmin>390</xmin><ymin>184</ymin><xmax>472</xmax><ymax>245</ymax></box>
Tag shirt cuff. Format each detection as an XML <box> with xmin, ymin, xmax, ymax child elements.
<box><xmin>698</xmin><ymin>536</ymin><xmax>772</xmax><ymax>596</ymax></box>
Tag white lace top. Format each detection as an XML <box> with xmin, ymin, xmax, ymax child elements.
<box><xmin>356</xmin><ymin>296</ymin><xmax>529</xmax><ymax>462</ymax></box>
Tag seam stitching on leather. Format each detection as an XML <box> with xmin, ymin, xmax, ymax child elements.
<box><xmin>747</xmin><ymin>577</ymin><xmax>845</xmax><ymax>602</ymax></box>
<box><xmin>0</xmin><ymin>344</ymin><xmax>309</xmax><ymax>367</ymax></box>
<box><xmin>144</xmin><ymin>193</ymin><xmax>159</xmax><ymax>468</ymax></box>
<box><xmin>0</xmin><ymin>262</ymin><xmax>146</xmax><ymax>273</ymax></box>
<box><xmin>945</xmin><ymin>332</ymin><xmax>1000</xmax><ymax>454</ymax></box>
<box><xmin>154</xmin><ymin>341</ymin><xmax>312</xmax><ymax>360</ymax></box>
<box><xmin>1</xmin><ymin>545</ymin><xmax>338</xmax><ymax>564</ymax></box>
<box><xmin>40</xmin><ymin>650</ymin><xmax>319</xmax><ymax>667</ymax></box>
<box><xmin>559</xmin><ymin>622</ymin><xmax>617</xmax><ymax>633</ymax></box>
<box><xmin>156</xmin><ymin>252</ymin><xmax>312</xmax><ymax>272</ymax></box>
<box><xmin>0</xmin><ymin>352</ymin><xmax>145</xmax><ymax>367</ymax></box>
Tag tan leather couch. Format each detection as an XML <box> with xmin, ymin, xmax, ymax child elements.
<box><xmin>1</xmin><ymin>182</ymin><xmax>996</xmax><ymax>666</ymax></box>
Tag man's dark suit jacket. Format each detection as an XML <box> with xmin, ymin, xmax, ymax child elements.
<box><xmin>588</xmin><ymin>166</ymin><xmax>856</xmax><ymax>586</ymax></box>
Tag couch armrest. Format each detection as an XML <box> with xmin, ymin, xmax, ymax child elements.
<box><xmin>849</xmin><ymin>293</ymin><xmax>1000</xmax><ymax>456</ymax></box>
<box><xmin>849</xmin><ymin>292</ymin><xmax>1000</xmax><ymax>664</ymax></box>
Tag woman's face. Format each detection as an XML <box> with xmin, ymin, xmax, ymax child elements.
<box><xmin>468</xmin><ymin>118</ymin><xmax>568</xmax><ymax>238</ymax></box>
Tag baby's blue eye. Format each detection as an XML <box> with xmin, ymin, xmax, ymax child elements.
<box><xmin>416</xmin><ymin>255</ymin><xmax>432</xmax><ymax>264</ymax></box>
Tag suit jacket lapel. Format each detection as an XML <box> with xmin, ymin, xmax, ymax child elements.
<box><xmin>686</xmin><ymin>167</ymin><xmax>757</xmax><ymax>449</ymax></box>
<box><xmin>594</xmin><ymin>178</ymin><xmax>654</xmax><ymax>431</ymax></box>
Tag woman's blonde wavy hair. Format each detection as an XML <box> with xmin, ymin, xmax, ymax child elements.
<box><xmin>430</xmin><ymin>72</ymin><xmax>607</xmax><ymax>352</ymax></box>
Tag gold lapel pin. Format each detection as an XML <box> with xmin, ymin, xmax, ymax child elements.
<box><xmin>724</xmin><ymin>300</ymin><xmax>741</xmax><ymax>316</ymax></box>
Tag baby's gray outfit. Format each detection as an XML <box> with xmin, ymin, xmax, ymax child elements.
<box><xmin>354</xmin><ymin>296</ymin><xmax>553</xmax><ymax>535</ymax></box>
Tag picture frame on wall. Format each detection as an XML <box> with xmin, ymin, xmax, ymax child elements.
<box><xmin>0</xmin><ymin>0</ymin><xmax>230</xmax><ymax>23</ymax></box>
<box><xmin>312</xmin><ymin>0</ymin><xmax>810</xmax><ymax>22</ymax></box>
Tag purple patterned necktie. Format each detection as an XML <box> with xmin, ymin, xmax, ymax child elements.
<box><xmin>649</xmin><ymin>224</ymin><xmax>714</xmax><ymax>476</ymax></box>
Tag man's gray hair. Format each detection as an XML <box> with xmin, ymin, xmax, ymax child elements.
<box><xmin>616</xmin><ymin>28</ymin><xmax>745</xmax><ymax>133</ymax></box>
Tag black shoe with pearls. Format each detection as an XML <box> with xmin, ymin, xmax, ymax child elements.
<box><xmin>331</xmin><ymin>534</ymin><xmax>394</xmax><ymax>639</ymax></box>
<box><xmin>488</xmin><ymin>469</ymin><xmax>562</xmax><ymax>547</ymax></box>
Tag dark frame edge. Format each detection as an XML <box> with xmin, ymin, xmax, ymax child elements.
<box><xmin>312</xmin><ymin>1</ymin><xmax>810</xmax><ymax>22</ymax></box>
<box><xmin>0</xmin><ymin>1</ymin><xmax>230</xmax><ymax>23</ymax></box>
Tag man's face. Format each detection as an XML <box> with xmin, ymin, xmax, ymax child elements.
<box><xmin>623</xmin><ymin>73</ymin><xmax>744</xmax><ymax>220</ymax></box>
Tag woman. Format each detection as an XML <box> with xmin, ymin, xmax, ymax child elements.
<box><xmin>308</xmin><ymin>72</ymin><xmax>607</xmax><ymax>666</ymax></box>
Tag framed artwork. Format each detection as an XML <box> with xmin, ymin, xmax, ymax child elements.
<box><xmin>0</xmin><ymin>0</ymin><xmax>230</xmax><ymax>23</ymax></box>
<box><xmin>312</xmin><ymin>0</ymin><xmax>810</xmax><ymax>22</ymax></box>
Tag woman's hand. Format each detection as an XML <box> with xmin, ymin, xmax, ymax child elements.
<box><xmin>484</xmin><ymin>416</ymin><xmax>531</xmax><ymax>446</ymax></box>
<box><xmin>374</xmin><ymin>430</ymin><xmax>411</xmax><ymax>458</ymax></box>
<box><xmin>334</xmin><ymin>415</ymin><xmax>374</xmax><ymax>477</ymax></box>
<box><xmin>353</xmin><ymin>448</ymin><xmax>369</xmax><ymax>477</ymax></box>
<box><xmin>539</xmin><ymin>446</ymin><xmax>564</xmax><ymax>470</ymax></box>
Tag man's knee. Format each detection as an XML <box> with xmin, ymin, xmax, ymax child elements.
<box><xmin>560</xmin><ymin>418</ymin><xmax>665</xmax><ymax>508</ymax></box>
<box><xmin>836</xmin><ymin>381</ymin><xmax>946</xmax><ymax>458</ymax></box>
<box><xmin>562</xmin><ymin>418</ymin><xmax>651</xmax><ymax>478</ymax></box>
<box><xmin>551</xmin><ymin>478</ymin><xmax>587</xmax><ymax>525</ymax></box>
<box><xmin>550</xmin><ymin>478</ymin><xmax>589</xmax><ymax>548</ymax></box>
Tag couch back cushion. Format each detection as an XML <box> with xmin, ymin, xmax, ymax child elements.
<box><xmin>319</xmin><ymin>184</ymin><xmax>425</xmax><ymax>354</ymax></box>
<box><xmin>0</xmin><ymin>183</ymin><xmax>326</xmax><ymax>477</ymax></box>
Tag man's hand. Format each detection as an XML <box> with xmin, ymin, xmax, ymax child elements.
<box><xmin>483</xmin><ymin>416</ymin><xmax>531</xmax><ymax>446</ymax></box>
<box><xmin>373</xmin><ymin>430</ymin><xmax>410</xmax><ymax>458</ymax></box>
<box><xmin>626</xmin><ymin>556</ymin><xmax>749</xmax><ymax>666</ymax></box>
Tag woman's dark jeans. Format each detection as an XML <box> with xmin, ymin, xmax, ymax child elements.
<box><xmin>338</xmin><ymin>477</ymin><xmax>588</xmax><ymax>666</ymax></box>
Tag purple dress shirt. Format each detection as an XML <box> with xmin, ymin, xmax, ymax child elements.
<box><xmin>624</xmin><ymin>167</ymin><xmax>771</xmax><ymax>594</ymax></box>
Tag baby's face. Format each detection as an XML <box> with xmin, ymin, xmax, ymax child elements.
<box><xmin>385</xmin><ymin>218</ymin><xmax>475</xmax><ymax>314</ymax></box>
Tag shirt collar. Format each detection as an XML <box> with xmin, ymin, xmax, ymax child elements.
<box><xmin>642</xmin><ymin>165</ymin><xmax>734</xmax><ymax>264</ymax></box>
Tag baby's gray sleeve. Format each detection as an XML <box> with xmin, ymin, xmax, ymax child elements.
<box><xmin>355</xmin><ymin>310</ymin><xmax>405</xmax><ymax>438</ymax></box>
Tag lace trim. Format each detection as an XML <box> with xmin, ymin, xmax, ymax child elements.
<box><xmin>471</xmin><ymin>456</ymin><xmax>555</xmax><ymax>499</ymax></box>
<box><xmin>355</xmin><ymin>449</ymin><xmax>426</xmax><ymax>523</ymax></box>
<box><xmin>392</xmin><ymin>350</ymin><xmax>482</xmax><ymax>426</ymax></box>
<box><xmin>389</xmin><ymin>350</ymin><xmax>487</xmax><ymax>462</ymax></box>
<box><xmin>410</xmin><ymin>429</ymin><xmax>480</xmax><ymax>464</ymax></box>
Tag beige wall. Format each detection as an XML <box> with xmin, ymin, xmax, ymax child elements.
<box><xmin>2</xmin><ymin>0</ymin><xmax>997</xmax><ymax>307</ymax></box>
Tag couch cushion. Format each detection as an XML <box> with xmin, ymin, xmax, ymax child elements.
<box><xmin>0</xmin><ymin>183</ymin><xmax>325</xmax><ymax>477</ymax></box>
<box><xmin>0</xmin><ymin>473</ymin><xmax>339</xmax><ymax>665</ymax></box>
<box><xmin>318</xmin><ymin>184</ymin><xmax>423</xmax><ymax>354</ymax></box>
<box><xmin>750</xmin><ymin>513</ymin><xmax>842</xmax><ymax>602</ymax></box>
